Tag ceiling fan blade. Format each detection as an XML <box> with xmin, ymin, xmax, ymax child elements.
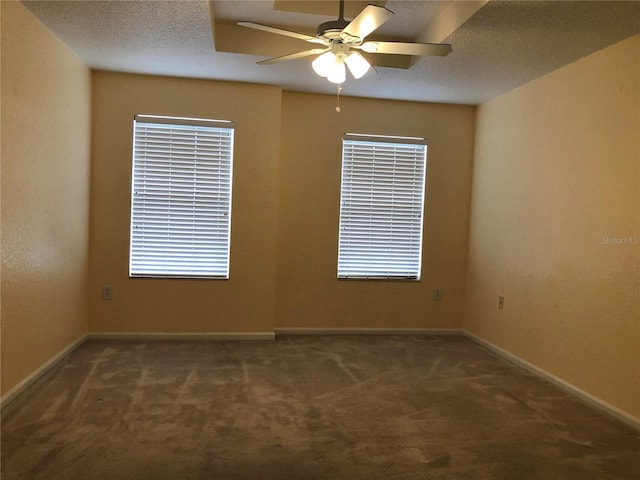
<box><xmin>237</xmin><ymin>21</ymin><xmax>325</xmax><ymax>44</ymax></box>
<box><xmin>360</xmin><ymin>41</ymin><xmax>452</xmax><ymax>57</ymax></box>
<box><xmin>257</xmin><ymin>48</ymin><xmax>329</xmax><ymax>65</ymax></box>
<box><xmin>342</xmin><ymin>5</ymin><xmax>393</xmax><ymax>40</ymax></box>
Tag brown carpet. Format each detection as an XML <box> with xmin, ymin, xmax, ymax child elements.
<box><xmin>1</xmin><ymin>335</ymin><xmax>638</xmax><ymax>479</ymax></box>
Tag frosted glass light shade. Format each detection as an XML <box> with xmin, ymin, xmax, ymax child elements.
<box><xmin>312</xmin><ymin>52</ymin><xmax>336</xmax><ymax>77</ymax></box>
<box><xmin>327</xmin><ymin>62</ymin><xmax>346</xmax><ymax>84</ymax></box>
<box><xmin>345</xmin><ymin>51</ymin><xmax>370</xmax><ymax>79</ymax></box>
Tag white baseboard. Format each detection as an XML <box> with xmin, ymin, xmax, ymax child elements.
<box><xmin>463</xmin><ymin>330</ymin><xmax>640</xmax><ymax>431</ymax></box>
<box><xmin>87</xmin><ymin>331</ymin><xmax>275</xmax><ymax>341</ymax></box>
<box><xmin>0</xmin><ymin>334</ymin><xmax>88</xmax><ymax>410</ymax></box>
<box><xmin>274</xmin><ymin>327</ymin><xmax>462</xmax><ymax>336</ymax></box>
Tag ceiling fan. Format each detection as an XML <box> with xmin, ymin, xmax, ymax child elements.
<box><xmin>238</xmin><ymin>1</ymin><xmax>452</xmax><ymax>84</ymax></box>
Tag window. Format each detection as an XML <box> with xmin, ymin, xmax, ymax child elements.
<box><xmin>337</xmin><ymin>134</ymin><xmax>427</xmax><ymax>280</ymax></box>
<box><xmin>129</xmin><ymin>115</ymin><xmax>235</xmax><ymax>278</ymax></box>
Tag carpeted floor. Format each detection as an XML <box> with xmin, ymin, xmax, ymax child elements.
<box><xmin>1</xmin><ymin>335</ymin><xmax>638</xmax><ymax>479</ymax></box>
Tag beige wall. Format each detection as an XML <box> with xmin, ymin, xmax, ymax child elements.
<box><xmin>1</xmin><ymin>2</ymin><xmax>91</xmax><ymax>396</ymax></box>
<box><xmin>277</xmin><ymin>93</ymin><xmax>475</xmax><ymax>329</ymax></box>
<box><xmin>90</xmin><ymin>79</ymin><xmax>474</xmax><ymax>333</ymax></box>
<box><xmin>464</xmin><ymin>35</ymin><xmax>640</xmax><ymax>418</ymax></box>
<box><xmin>89</xmin><ymin>72</ymin><xmax>281</xmax><ymax>333</ymax></box>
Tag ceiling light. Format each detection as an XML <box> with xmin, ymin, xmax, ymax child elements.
<box><xmin>327</xmin><ymin>61</ymin><xmax>346</xmax><ymax>84</ymax></box>
<box><xmin>313</xmin><ymin>48</ymin><xmax>368</xmax><ymax>84</ymax></box>
<box><xmin>313</xmin><ymin>50</ymin><xmax>348</xmax><ymax>84</ymax></box>
<box><xmin>345</xmin><ymin>51</ymin><xmax>370</xmax><ymax>79</ymax></box>
<box><xmin>312</xmin><ymin>51</ymin><xmax>337</xmax><ymax>78</ymax></box>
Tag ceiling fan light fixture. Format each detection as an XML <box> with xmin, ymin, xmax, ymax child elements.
<box><xmin>313</xmin><ymin>50</ymin><xmax>347</xmax><ymax>84</ymax></box>
<box><xmin>312</xmin><ymin>51</ymin><xmax>336</xmax><ymax>77</ymax></box>
<box><xmin>345</xmin><ymin>51</ymin><xmax>370</xmax><ymax>79</ymax></box>
<box><xmin>240</xmin><ymin>1</ymin><xmax>453</xmax><ymax>85</ymax></box>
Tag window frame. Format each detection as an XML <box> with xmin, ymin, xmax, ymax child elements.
<box><xmin>128</xmin><ymin>114</ymin><xmax>235</xmax><ymax>279</ymax></box>
<box><xmin>336</xmin><ymin>133</ymin><xmax>428</xmax><ymax>281</ymax></box>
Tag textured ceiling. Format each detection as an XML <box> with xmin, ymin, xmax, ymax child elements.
<box><xmin>21</xmin><ymin>0</ymin><xmax>640</xmax><ymax>105</ymax></box>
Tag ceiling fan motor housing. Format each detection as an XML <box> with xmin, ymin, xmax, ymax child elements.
<box><xmin>317</xmin><ymin>19</ymin><xmax>350</xmax><ymax>40</ymax></box>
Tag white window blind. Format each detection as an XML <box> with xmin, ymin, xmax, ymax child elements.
<box><xmin>337</xmin><ymin>134</ymin><xmax>427</xmax><ymax>280</ymax></box>
<box><xmin>129</xmin><ymin>115</ymin><xmax>235</xmax><ymax>278</ymax></box>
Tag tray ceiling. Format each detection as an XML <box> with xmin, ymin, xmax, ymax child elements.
<box><xmin>21</xmin><ymin>0</ymin><xmax>640</xmax><ymax>105</ymax></box>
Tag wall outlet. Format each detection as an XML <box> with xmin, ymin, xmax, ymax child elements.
<box><xmin>433</xmin><ymin>289</ymin><xmax>442</xmax><ymax>301</ymax></box>
<box><xmin>102</xmin><ymin>286</ymin><xmax>113</xmax><ymax>300</ymax></box>
<box><xmin>498</xmin><ymin>296</ymin><xmax>504</xmax><ymax>310</ymax></box>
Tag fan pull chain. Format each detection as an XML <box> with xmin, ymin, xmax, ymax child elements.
<box><xmin>335</xmin><ymin>84</ymin><xmax>342</xmax><ymax>113</ymax></box>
